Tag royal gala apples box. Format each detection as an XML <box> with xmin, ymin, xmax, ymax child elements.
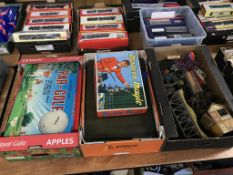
<box><xmin>0</xmin><ymin>55</ymin><xmax>83</xmax><ymax>160</ymax></box>
<box><xmin>80</xmin><ymin>51</ymin><xmax>165</xmax><ymax>157</ymax></box>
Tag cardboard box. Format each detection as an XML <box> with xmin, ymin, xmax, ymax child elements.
<box><xmin>0</xmin><ymin>50</ymin><xmax>20</xmax><ymax>129</ymax></box>
<box><xmin>146</xmin><ymin>45</ymin><xmax>233</xmax><ymax>151</ymax></box>
<box><xmin>80</xmin><ymin>52</ymin><xmax>164</xmax><ymax>157</ymax></box>
<box><xmin>0</xmin><ymin>55</ymin><xmax>83</xmax><ymax>160</ymax></box>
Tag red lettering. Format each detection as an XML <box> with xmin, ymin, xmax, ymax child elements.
<box><xmin>53</xmin><ymin>95</ymin><xmax>65</xmax><ymax>101</ymax></box>
<box><xmin>54</xmin><ymin>90</ymin><xmax>66</xmax><ymax>96</ymax></box>
<box><xmin>52</xmin><ymin>101</ymin><xmax>64</xmax><ymax>106</ymax></box>
<box><xmin>56</xmin><ymin>79</ymin><xmax>68</xmax><ymax>84</ymax></box>
<box><xmin>52</xmin><ymin>106</ymin><xmax>64</xmax><ymax>110</ymax></box>
<box><xmin>58</xmin><ymin>71</ymin><xmax>68</xmax><ymax>76</ymax></box>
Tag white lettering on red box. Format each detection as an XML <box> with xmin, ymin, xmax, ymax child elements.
<box><xmin>46</xmin><ymin>138</ymin><xmax>74</xmax><ymax>146</ymax></box>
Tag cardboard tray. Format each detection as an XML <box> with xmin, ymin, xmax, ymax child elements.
<box><xmin>80</xmin><ymin>54</ymin><xmax>164</xmax><ymax>157</ymax></box>
<box><xmin>77</xmin><ymin>3</ymin><xmax>129</xmax><ymax>53</ymax></box>
<box><xmin>0</xmin><ymin>56</ymin><xmax>83</xmax><ymax>160</ymax></box>
<box><xmin>146</xmin><ymin>45</ymin><xmax>233</xmax><ymax>151</ymax></box>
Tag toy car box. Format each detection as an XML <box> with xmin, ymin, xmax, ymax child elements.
<box><xmin>78</xmin><ymin>4</ymin><xmax>129</xmax><ymax>53</ymax></box>
<box><xmin>184</xmin><ymin>0</ymin><xmax>231</xmax><ymax>14</ymax></box>
<box><xmin>0</xmin><ymin>55</ymin><xmax>83</xmax><ymax>160</ymax></box>
<box><xmin>80</xmin><ymin>51</ymin><xmax>165</xmax><ymax>157</ymax></box>
<box><xmin>196</xmin><ymin>1</ymin><xmax>233</xmax><ymax>44</ymax></box>
<box><xmin>146</xmin><ymin>45</ymin><xmax>233</xmax><ymax>151</ymax></box>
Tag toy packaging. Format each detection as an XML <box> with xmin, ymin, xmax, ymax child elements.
<box><xmin>4</xmin><ymin>62</ymin><xmax>80</xmax><ymax>136</ymax></box>
<box><xmin>80</xmin><ymin>8</ymin><xmax>121</xmax><ymax>16</ymax></box>
<box><xmin>26</xmin><ymin>3</ymin><xmax>71</xmax><ymax>11</ymax></box>
<box><xmin>78</xmin><ymin>6</ymin><xmax>129</xmax><ymax>52</ymax></box>
<box><xmin>0</xmin><ymin>6</ymin><xmax>19</xmax><ymax>43</ymax></box>
<box><xmin>95</xmin><ymin>50</ymin><xmax>147</xmax><ymax>117</ymax></box>
<box><xmin>197</xmin><ymin>1</ymin><xmax>233</xmax><ymax>44</ymax></box>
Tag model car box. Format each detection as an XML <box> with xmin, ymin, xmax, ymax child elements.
<box><xmin>13</xmin><ymin>2</ymin><xmax>73</xmax><ymax>54</ymax></box>
<box><xmin>0</xmin><ymin>55</ymin><xmax>83</xmax><ymax>160</ymax></box>
<box><xmin>146</xmin><ymin>45</ymin><xmax>233</xmax><ymax>151</ymax></box>
<box><xmin>0</xmin><ymin>3</ymin><xmax>24</xmax><ymax>55</ymax></box>
<box><xmin>80</xmin><ymin>51</ymin><xmax>165</xmax><ymax>157</ymax></box>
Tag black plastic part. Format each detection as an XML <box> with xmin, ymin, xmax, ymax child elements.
<box><xmin>15</xmin><ymin>40</ymin><xmax>72</xmax><ymax>54</ymax></box>
<box><xmin>184</xmin><ymin>0</ymin><xmax>200</xmax><ymax>14</ymax></box>
<box><xmin>0</xmin><ymin>60</ymin><xmax>8</xmax><ymax>95</ymax></box>
<box><xmin>122</xmin><ymin>0</ymin><xmax>140</xmax><ymax>33</ymax></box>
<box><xmin>83</xmin><ymin>59</ymin><xmax>157</xmax><ymax>142</ymax></box>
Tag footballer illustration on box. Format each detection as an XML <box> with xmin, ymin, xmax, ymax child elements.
<box><xmin>95</xmin><ymin>51</ymin><xmax>147</xmax><ymax>117</ymax></box>
<box><xmin>4</xmin><ymin>62</ymin><xmax>80</xmax><ymax>136</ymax></box>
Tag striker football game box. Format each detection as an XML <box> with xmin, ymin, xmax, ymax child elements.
<box><xmin>95</xmin><ymin>50</ymin><xmax>147</xmax><ymax>117</ymax></box>
<box><xmin>4</xmin><ymin>62</ymin><xmax>80</xmax><ymax>136</ymax></box>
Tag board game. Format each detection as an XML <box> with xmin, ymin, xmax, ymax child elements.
<box><xmin>95</xmin><ymin>51</ymin><xmax>147</xmax><ymax>117</ymax></box>
<box><xmin>4</xmin><ymin>62</ymin><xmax>80</xmax><ymax>136</ymax></box>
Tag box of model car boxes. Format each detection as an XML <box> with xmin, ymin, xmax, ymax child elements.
<box><xmin>13</xmin><ymin>2</ymin><xmax>73</xmax><ymax>54</ymax></box>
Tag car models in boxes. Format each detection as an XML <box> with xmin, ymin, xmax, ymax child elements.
<box><xmin>81</xmin><ymin>50</ymin><xmax>164</xmax><ymax>157</ymax></box>
<box><xmin>12</xmin><ymin>2</ymin><xmax>73</xmax><ymax>54</ymax></box>
<box><xmin>139</xmin><ymin>6</ymin><xmax>206</xmax><ymax>47</ymax></box>
<box><xmin>0</xmin><ymin>56</ymin><xmax>82</xmax><ymax>160</ymax></box>
<box><xmin>122</xmin><ymin>0</ymin><xmax>182</xmax><ymax>33</ymax></box>
<box><xmin>0</xmin><ymin>4</ymin><xmax>22</xmax><ymax>54</ymax></box>
<box><xmin>146</xmin><ymin>46</ymin><xmax>233</xmax><ymax>151</ymax></box>
<box><xmin>78</xmin><ymin>7</ymin><xmax>129</xmax><ymax>52</ymax></box>
<box><xmin>197</xmin><ymin>1</ymin><xmax>233</xmax><ymax>44</ymax></box>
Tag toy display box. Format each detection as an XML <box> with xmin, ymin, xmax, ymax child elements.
<box><xmin>13</xmin><ymin>2</ymin><xmax>73</xmax><ymax>54</ymax></box>
<box><xmin>0</xmin><ymin>55</ymin><xmax>83</xmax><ymax>160</ymax></box>
<box><xmin>122</xmin><ymin>0</ymin><xmax>183</xmax><ymax>33</ymax></box>
<box><xmin>0</xmin><ymin>3</ymin><xmax>24</xmax><ymax>55</ymax></box>
<box><xmin>80</xmin><ymin>51</ymin><xmax>165</xmax><ymax>157</ymax></box>
<box><xmin>146</xmin><ymin>45</ymin><xmax>233</xmax><ymax>151</ymax></box>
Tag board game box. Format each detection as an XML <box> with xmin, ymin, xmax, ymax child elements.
<box><xmin>95</xmin><ymin>51</ymin><xmax>147</xmax><ymax>117</ymax></box>
<box><xmin>4</xmin><ymin>62</ymin><xmax>80</xmax><ymax>136</ymax></box>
